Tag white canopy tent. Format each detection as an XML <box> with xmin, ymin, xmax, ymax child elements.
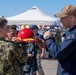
<box><xmin>6</xmin><ymin>6</ymin><xmax>57</xmax><ymax>25</ymax></box>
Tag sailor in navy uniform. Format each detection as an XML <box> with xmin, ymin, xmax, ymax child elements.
<box><xmin>43</xmin><ymin>5</ymin><xmax>76</xmax><ymax>75</ymax></box>
<box><xmin>29</xmin><ymin>25</ymin><xmax>45</xmax><ymax>75</ymax></box>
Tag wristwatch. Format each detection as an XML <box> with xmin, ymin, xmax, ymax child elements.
<box><xmin>45</xmin><ymin>36</ymin><xmax>51</xmax><ymax>41</ymax></box>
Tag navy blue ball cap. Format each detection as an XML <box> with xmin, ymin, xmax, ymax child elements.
<box><xmin>29</xmin><ymin>25</ymin><xmax>38</xmax><ymax>30</ymax></box>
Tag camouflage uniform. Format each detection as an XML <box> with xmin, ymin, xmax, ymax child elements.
<box><xmin>0</xmin><ymin>38</ymin><xmax>27</xmax><ymax>75</ymax></box>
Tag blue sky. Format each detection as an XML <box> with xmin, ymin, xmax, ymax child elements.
<box><xmin>0</xmin><ymin>0</ymin><xmax>76</xmax><ymax>19</ymax></box>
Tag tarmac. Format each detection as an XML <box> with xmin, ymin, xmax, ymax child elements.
<box><xmin>38</xmin><ymin>59</ymin><xmax>58</xmax><ymax>75</ymax></box>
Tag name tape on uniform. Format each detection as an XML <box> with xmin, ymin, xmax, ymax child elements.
<box><xmin>65</xmin><ymin>34</ymin><xmax>76</xmax><ymax>40</ymax></box>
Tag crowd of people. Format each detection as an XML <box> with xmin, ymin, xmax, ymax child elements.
<box><xmin>0</xmin><ymin>4</ymin><xmax>76</xmax><ymax>75</ymax></box>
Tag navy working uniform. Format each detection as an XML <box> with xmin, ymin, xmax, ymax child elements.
<box><xmin>29</xmin><ymin>25</ymin><xmax>45</xmax><ymax>75</ymax></box>
<box><xmin>36</xmin><ymin>33</ymin><xmax>43</xmax><ymax>39</ymax></box>
<box><xmin>45</xmin><ymin>25</ymin><xmax>76</xmax><ymax>75</ymax></box>
<box><xmin>0</xmin><ymin>38</ymin><xmax>27</xmax><ymax>75</ymax></box>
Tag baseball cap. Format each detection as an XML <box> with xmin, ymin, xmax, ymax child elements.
<box><xmin>29</xmin><ymin>25</ymin><xmax>38</xmax><ymax>30</ymax></box>
<box><xmin>54</xmin><ymin>5</ymin><xmax>76</xmax><ymax>18</ymax></box>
